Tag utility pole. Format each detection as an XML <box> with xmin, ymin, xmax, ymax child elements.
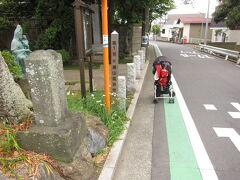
<box><xmin>204</xmin><ymin>0</ymin><xmax>210</xmax><ymax>45</ymax></box>
<box><xmin>101</xmin><ymin>0</ymin><xmax>110</xmax><ymax>113</ymax></box>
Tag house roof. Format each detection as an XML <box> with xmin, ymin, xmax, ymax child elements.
<box><xmin>177</xmin><ymin>17</ymin><xmax>212</xmax><ymax>24</ymax></box>
<box><xmin>210</xmin><ymin>21</ymin><xmax>227</xmax><ymax>28</ymax></box>
<box><xmin>166</xmin><ymin>14</ymin><xmax>205</xmax><ymax>24</ymax></box>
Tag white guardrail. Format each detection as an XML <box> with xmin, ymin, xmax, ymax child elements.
<box><xmin>199</xmin><ymin>44</ymin><xmax>240</xmax><ymax>65</ymax></box>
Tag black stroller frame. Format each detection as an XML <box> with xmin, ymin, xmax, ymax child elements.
<box><xmin>153</xmin><ymin>76</ymin><xmax>175</xmax><ymax>103</ymax></box>
<box><xmin>152</xmin><ymin>56</ymin><xmax>175</xmax><ymax>104</ymax></box>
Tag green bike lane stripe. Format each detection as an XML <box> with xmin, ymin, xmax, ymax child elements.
<box><xmin>164</xmin><ymin>96</ymin><xmax>202</xmax><ymax>180</ymax></box>
<box><xmin>152</xmin><ymin>42</ymin><xmax>218</xmax><ymax>180</ymax></box>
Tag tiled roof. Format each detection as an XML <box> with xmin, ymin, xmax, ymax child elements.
<box><xmin>166</xmin><ymin>14</ymin><xmax>205</xmax><ymax>24</ymax></box>
<box><xmin>178</xmin><ymin>17</ymin><xmax>212</xmax><ymax>23</ymax></box>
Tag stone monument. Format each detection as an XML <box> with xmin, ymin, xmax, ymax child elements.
<box><xmin>17</xmin><ymin>50</ymin><xmax>87</xmax><ymax>163</ymax></box>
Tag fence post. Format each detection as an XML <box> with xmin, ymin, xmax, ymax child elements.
<box><xmin>117</xmin><ymin>76</ymin><xmax>126</xmax><ymax>111</ymax></box>
<box><xmin>127</xmin><ymin>63</ymin><xmax>136</xmax><ymax>92</ymax></box>
<box><xmin>133</xmin><ymin>55</ymin><xmax>141</xmax><ymax>79</ymax></box>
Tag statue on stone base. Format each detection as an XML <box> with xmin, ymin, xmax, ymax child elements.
<box><xmin>11</xmin><ymin>25</ymin><xmax>31</xmax><ymax>77</ymax></box>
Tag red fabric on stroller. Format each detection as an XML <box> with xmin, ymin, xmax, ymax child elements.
<box><xmin>155</xmin><ymin>64</ymin><xmax>168</xmax><ymax>86</ymax></box>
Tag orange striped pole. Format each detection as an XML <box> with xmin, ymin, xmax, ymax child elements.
<box><xmin>101</xmin><ymin>0</ymin><xmax>110</xmax><ymax>113</ymax></box>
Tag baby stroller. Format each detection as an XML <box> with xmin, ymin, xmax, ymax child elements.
<box><xmin>152</xmin><ymin>56</ymin><xmax>175</xmax><ymax>103</ymax></box>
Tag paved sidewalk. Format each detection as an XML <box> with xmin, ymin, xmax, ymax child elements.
<box><xmin>112</xmin><ymin>45</ymin><xmax>157</xmax><ymax>180</ymax></box>
<box><xmin>64</xmin><ymin>64</ymin><xmax>127</xmax><ymax>91</ymax></box>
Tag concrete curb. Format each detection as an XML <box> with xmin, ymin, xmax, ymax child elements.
<box><xmin>98</xmin><ymin>61</ymin><xmax>150</xmax><ymax>180</ymax></box>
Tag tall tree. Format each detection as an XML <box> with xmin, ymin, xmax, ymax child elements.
<box><xmin>213</xmin><ymin>0</ymin><xmax>240</xmax><ymax>29</ymax></box>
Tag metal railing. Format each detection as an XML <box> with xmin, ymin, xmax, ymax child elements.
<box><xmin>199</xmin><ymin>44</ymin><xmax>240</xmax><ymax>65</ymax></box>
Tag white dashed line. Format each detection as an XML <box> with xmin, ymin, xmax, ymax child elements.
<box><xmin>204</xmin><ymin>104</ymin><xmax>217</xmax><ymax>111</ymax></box>
<box><xmin>214</xmin><ymin>127</ymin><xmax>240</xmax><ymax>152</ymax></box>
<box><xmin>228</xmin><ymin>102</ymin><xmax>240</xmax><ymax>119</ymax></box>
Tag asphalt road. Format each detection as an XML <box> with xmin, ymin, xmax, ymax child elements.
<box><xmin>153</xmin><ymin>41</ymin><xmax>240</xmax><ymax>180</ymax></box>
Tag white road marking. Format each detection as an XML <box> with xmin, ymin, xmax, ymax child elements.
<box><xmin>231</xmin><ymin>103</ymin><xmax>240</xmax><ymax>111</ymax></box>
<box><xmin>228</xmin><ymin>112</ymin><xmax>240</xmax><ymax>119</ymax></box>
<box><xmin>180</xmin><ymin>51</ymin><xmax>214</xmax><ymax>59</ymax></box>
<box><xmin>204</xmin><ymin>104</ymin><xmax>217</xmax><ymax>110</ymax></box>
<box><xmin>214</xmin><ymin>127</ymin><xmax>240</xmax><ymax>152</ymax></box>
<box><xmin>228</xmin><ymin>102</ymin><xmax>240</xmax><ymax>119</ymax></box>
<box><xmin>172</xmin><ymin>75</ymin><xmax>218</xmax><ymax>180</ymax></box>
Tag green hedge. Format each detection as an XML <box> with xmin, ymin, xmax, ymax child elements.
<box><xmin>56</xmin><ymin>49</ymin><xmax>71</xmax><ymax>65</ymax></box>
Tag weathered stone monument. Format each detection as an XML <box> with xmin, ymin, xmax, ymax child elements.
<box><xmin>0</xmin><ymin>52</ymin><xmax>32</xmax><ymax>121</ymax></box>
<box><xmin>17</xmin><ymin>50</ymin><xmax>87</xmax><ymax>163</ymax></box>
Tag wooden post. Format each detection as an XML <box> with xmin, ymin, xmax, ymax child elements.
<box><xmin>73</xmin><ymin>0</ymin><xmax>86</xmax><ymax>98</ymax></box>
<box><xmin>111</xmin><ymin>31</ymin><xmax>119</xmax><ymax>93</ymax></box>
<box><xmin>88</xmin><ymin>56</ymin><xmax>93</xmax><ymax>92</ymax></box>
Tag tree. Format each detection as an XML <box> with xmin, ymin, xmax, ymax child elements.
<box><xmin>108</xmin><ymin>0</ymin><xmax>174</xmax><ymax>25</ymax></box>
<box><xmin>151</xmin><ymin>24</ymin><xmax>161</xmax><ymax>35</ymax></box>
<box><xmin>213</xmin><ymin>0</ymin><xmax>240</xmax><ymax>29</ymax></box>
<box><xmin>0</xmin><ymin>0</ymin><xmax>174</xmax><ymax>51</ymax></box>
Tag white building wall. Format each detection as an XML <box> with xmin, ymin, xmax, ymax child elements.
<box><xmin>160</xmin><ymin>25</ymin><xmax>173</xmax><ymax>40</ymax></box>
<box><xmin>228</xmin><ymin>30</ymin><xmax>240</xmax><ymax>45</ymax></box>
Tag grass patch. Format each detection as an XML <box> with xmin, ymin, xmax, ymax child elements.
<box><xmin>119</xmin><ymin>57</ymin><xmax>133</xmax><ymax>64</ymax></box>
<box><xmin>65</xmin><ymin>81</ymin><xmax>80</xmax><ymax>85</ymax></box>
<box><xmin>0</xmin><ymin>119</ymin><xmax>63</xmax><ymax>179</ymax></box>
<box><xmin>67</xmin><ymin>90</ymin><xmax>129</xmax><ymax>146</ymax></box>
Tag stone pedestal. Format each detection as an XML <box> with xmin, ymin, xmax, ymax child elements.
<box><xmin>17</xmin><ymin>111</ymin><xmax>86</xmax><ymax>163</ymax></box>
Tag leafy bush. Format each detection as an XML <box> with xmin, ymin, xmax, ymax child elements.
<box><xmin>67</xmin><ymin>91</ymin><xmax>128</xmax><ymax>146</ymax></box>
<box><xmin>1</xmin><ymin>50</ymin><xmax>20</xmax><ymax>80</ymax></box>
<box><xmin>56</xmin><ymin>49</ymin><xmax>71</xmax><ymax>64</ymax></box>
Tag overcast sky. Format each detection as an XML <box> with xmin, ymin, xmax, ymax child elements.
<box><xmin>169</xmin><ymin>0</ymin><xmax>219</xmax><ymax>17</ymax></box>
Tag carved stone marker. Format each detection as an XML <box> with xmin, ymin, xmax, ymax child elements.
<box><xmin>25</xmin><ymin>50</ymin><xmax>67</xmax><ymax>126</ymax></box>
<box><xmin>126</xmin><ymin>63</ymin><xmax>136</xmax><ymax>92</ymax></box>
<box><xmin>111</xmin><ymin>31</ymin><xmax>119</xmax><ymax>93</ymax></box>
<box><xmin>117</xmin><ymin>76</ymin><xmax>126</xmax><ymax>111</ymax></box>
<box><xmin>17</xmin><ymin>50</ymin><xmax>87</xmax><ymax>162</ymax></box>
<box><xmin>0</xmin><ymin>52</ymin><xmax>32</xmax><ymax>121</ymax></box>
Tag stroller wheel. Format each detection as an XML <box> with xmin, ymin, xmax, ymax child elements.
<box><xmin>172</xmin><ymin>91</ymin><xmax>176</xmax><ymax>97</ymax></box>
<box><xmin>169</xmin><ymin>98</ymin><xmax>174</xmax><ymax>104</ymax></box>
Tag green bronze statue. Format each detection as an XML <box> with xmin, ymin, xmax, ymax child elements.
<box><xmin>11</xmin><ymin>25</ymin><xmax>31</xmax><ymax>76</ymax></box>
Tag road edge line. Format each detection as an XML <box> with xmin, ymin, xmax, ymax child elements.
<box><xmin>171</xmin><ymin>75</ymin><xmax>218</xmax><ymax>180</ymax></box>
